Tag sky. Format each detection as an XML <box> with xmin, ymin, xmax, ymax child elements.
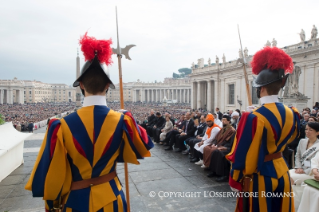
<box><xmin>0</xmin><ymin>0</ymin><xmax>318</xmax><ymax>86</ymax></box>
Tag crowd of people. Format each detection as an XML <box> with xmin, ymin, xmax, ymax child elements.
<box><xmin>0</xmin><ymin>102</ymin><xmax>76</xmax><ymax>131</ymax></box>
<box><xmin>139</xmin><ymin>102</ymin><xmax>319</xmax><ymax>184</ymax></box>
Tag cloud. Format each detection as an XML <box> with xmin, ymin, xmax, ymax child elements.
<box><xmin>0</xmin><ymin>0</ymin><xmax>318</xmax><ymax>85</ymax></box>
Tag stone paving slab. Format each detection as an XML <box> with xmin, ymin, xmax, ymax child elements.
<box><xmin>0</xmin><ymin>128</ymin><xmax>236</xmax><ymax>212</ymax></box>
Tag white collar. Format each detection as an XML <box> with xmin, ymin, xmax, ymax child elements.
<box><xmin>82</xmin><ymin>96</ymin><xmax>107</xmax><ymax>107</ymax></box>
<box><xmin>260</xmin><ymin>95</ymin><xmax>279</xmax><ymax>105</ymax></box>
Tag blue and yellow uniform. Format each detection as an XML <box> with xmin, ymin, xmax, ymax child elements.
<box><xmin>226</xmin><ymin>100</ymin><xmax>300</xmax><ymax>212</ymax></box>
<box><xmin>25</xmin><ymin>105</ymin><xmax>154</xmax><ymax>212</ymax></box>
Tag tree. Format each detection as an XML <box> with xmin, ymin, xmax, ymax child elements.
<box><xmin>173</xmin><ymin>68</ymin><xmax>192</xmax><ymax>78</ymax></box>
<box><xmin>0</xmin><ymin>114</ymin><xmax>5</xmax><ymax>125</ymax></box>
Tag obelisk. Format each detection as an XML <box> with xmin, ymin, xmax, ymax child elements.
<box><xmin>76</xmin><ymin>49</ymin><xmax>82</xmax><ymax>107</ymax></box>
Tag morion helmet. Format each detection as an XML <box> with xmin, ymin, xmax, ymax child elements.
<box><xmin>251</xmin><ymin>47</ymin><xmax>294</xmax><ymax>88</ymax></box>
<box><xmin>73</xmin><ymin>32</ymin><xmax>115</xmax><ymax>89</ymax></box>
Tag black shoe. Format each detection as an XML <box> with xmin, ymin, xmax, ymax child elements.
<box><xmin>215</xmin><ymin>176</ymin><xmax>228</xmax><ymax>182</ymax></box>
<box><xmin>164</xmin><ymin>146</ymin><xmax>173</xmax><ymax>150</ymax></box>
<box><xmin>182</xmin><ymin>150</ymin><xmax>189</xmax><ymax>155</ymax></box>
<box><xmin>190</xmin><ymin>158</ymin><xmax>199</xmax><ymax>163</ymax></box>
<box><xmin>207</xmin><ymin>172</ymin><xmax>217</xmax><ymax>178</ymax></box>
<box><xmin>163</xmin><ymin>143</ymin><xmax>169</xmax><ymax>146</ymax></box>
<box><xmin>174</xmin><ymin>148</ymin><xmax>182</xmax><ymax>152</ymax></box>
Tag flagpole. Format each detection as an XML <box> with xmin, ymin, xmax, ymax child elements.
<box><xmin>116</xmin><ymin>7</ymin><xmax>130</xmax><ymax>212</ymax></box>
<box><xmin>237</xmin><ymin>25</ymin><xmax>253</xmax><ymax>106</ymax></box>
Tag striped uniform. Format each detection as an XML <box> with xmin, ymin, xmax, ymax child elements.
<box><xmin>226</xmin><ymin>102</ymin><xmax>300</xmax><ymax>212</ymax></box>
<box><xmin>25</xmin><ymin>105</ymin><xmax>154</xmax><ymax>212</ymax></box>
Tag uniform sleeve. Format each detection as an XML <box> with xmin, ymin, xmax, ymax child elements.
<box><xmin>226</xmin><ymin>112</ymin><xmax>264</xmax><ymax>191</ymax></box>
<box><xmin>25</xmin><ymin>119</ymin><xmax>71</xmax><ymax>210</ymax></box>
<box><xmin>119</xmin><ymin>111</ymin><xmax>154</xmax><ymax>164</ymax></box>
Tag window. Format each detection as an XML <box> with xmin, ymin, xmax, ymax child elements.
<box><xmin>228</xmin><ymin>84</ymin><xmax>235</xmax><ymax>104</ymax></box>
<box><xmin>251</xmin><ymin>83</ymin><xmax>259</xmax><ymax>104</ymax></box>
<box><xmin>29</xmin><ymin>91</ymin><xmax>31</xmax><ymax>95</ymax></box>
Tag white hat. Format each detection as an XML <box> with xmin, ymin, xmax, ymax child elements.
<box><xmin>231</xmin><ymin>111</ymin><xmax>239</xmax><ymax>117</ymax></box>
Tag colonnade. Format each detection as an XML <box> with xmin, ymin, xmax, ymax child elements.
<box><xmin>133</xmin><ymin>88</ymin><xmax>191</xmax><ymax>103</ymax></box>
<box><xmin>191</xmin><ymin>80</ymin><xmax>215</xmax><ymax>111</ymax></box>
<box><xmin>0</xmin><ymin>88</ymin><xmax>24</xmax><ymax>104</ymax></box>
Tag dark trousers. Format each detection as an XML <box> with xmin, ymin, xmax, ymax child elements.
<box><xmin>152</xmin><ymin>128</ymin><xmax>162</xmax><ymax>143</ymax></box>
<box><xmin>209</xmin><ymin>150</ymin><xmax>230</xmax><ymax>176</ymax></box>
<box><xmin>194</xmin><ymin>150</ymin><xmax>203</xmax><ymax>160</ymax></box>
<box><xmin>147</xmin><ymin>126</ymin><xmax>154</xmax><ymax>137</ymax></box>
<box><xmin>175</xmin><ymin>135</ymin><xmax>191</xmax><ymax>150</ymax></box>
<box><xmin>168</xmin><ymin>130</ymin><xmax>181</xmax><ymax>147</ymax></box>
<box><xmin>187</xmin><ymin>138</ymin><xmax>201</xmax><ymax>157</ymax></box>
<box><xmin>162</xmin><ymin>130</ymin><xmax>174</xmax><ymax>144</ymax></box>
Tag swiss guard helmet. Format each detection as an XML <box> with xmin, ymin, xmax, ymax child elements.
<box><xmin>73</xmin><ymin>32</ymin><xmax>115</xmax><ymax>90</ymax></box>
<box><xmin>250</xmin><ymin>47</ymin><xmax>294</xmax><ymax>98</ymax></box>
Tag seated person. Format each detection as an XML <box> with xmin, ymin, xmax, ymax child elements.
<box><xmin>152</xmin><ymin>112</ymin><xmax>168</xmax><ymax>143</ymax></box>
<box><xmin>159</xmin><ymin>116</ymin><xmax>173</xmax><ymax>145</ymax></box>
<box><xmin>146</xmin><ymin>112</ymin><xmax>161</xmax><ymax>137</ymax></box>
<box><xmin>213</xmin><ymin>113</ymin><xmax>223</xmax><ymax>128</ymax></box>
<box><xmin>289</xmin><ymin>122</ymin><xmax>319</xmax><ymax>185</ymax></box>
<box><xmin>165</xmin><ymin>112</ymin><xmax>195</xmax><ymax>151</ymax></box>
<box><xmin>202</xmin><ymin>114</ymin><xmax>235</xmax><ymax>170</ymax></box>
<box><xmin>192</xmin><ymin>114</ymin><xmax>221</xmax><ymax>164</ymax></box>
<box><xmin>163</xmin><ymin>115</ymin><xmax>185</xmax><ymax>147</ymax></box>
<box><xmin>183</xmin><ymin>115</ymin><xmax>207</xmax><ymax>156</ymax></box>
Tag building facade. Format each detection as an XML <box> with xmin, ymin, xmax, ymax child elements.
<box><xmin>189</xmin><ymin>37</ymin><xmax>319</xmax><ymax>112</ymax></box>
<box><xmin>106</xmin><ymin>82</ymin><xmax>134</xmax><ymax>102</ymax></box>
<box><xmin>131</xmin><ymin>78</ymin><xmax>191</xmax><ymax>103</ymax></box>
<box><xmin>0</xmin><ymin>77</ymin><xmax>76</xmax><ymax>104</ymax></box>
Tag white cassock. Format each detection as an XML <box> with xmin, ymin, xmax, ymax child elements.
<box><xmin>214</xmin><ymin>119</ymin><xmax>223</xmax><ymax>128</ymax></box>
<box><xmin>194</xmin><ymin>126</ymin><xmax>220</xmax><ymax>154</ymax></box>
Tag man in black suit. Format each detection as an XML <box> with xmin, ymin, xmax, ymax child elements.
<box><xmin>146</xmin><ymin>111</ymin><xmax>160</xmax><ymax>137</ymax></box>
<box><xmin>152</xmin><ymin>112</ymin><xmax>166</xmax><ymax>143</ymax></box>
<box><xmin>141</xmin><ymin>109</ymin><xmax>155</xmax><ymax>129</ymax></box>
<box><xmin>215</xmin><ymin>107</ymin><xmax>223</xmax><ymax>120</ymax></box>
<box><xmin>170</xmin><ymin>112</ymin><xmax>196</xmax><ymax>152</ymax></box>
<box><xmin>183</xmin><ymin>115</ymin><xmax>207</xmax><ymax>155</ymax></box>
<box><xmin>152</xmin><ymin>112</ymin><xmax>168</xmax><ymax>143</ymax></box>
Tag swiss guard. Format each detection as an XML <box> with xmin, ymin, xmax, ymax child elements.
<box><xmin>25</xmin><ymin>33</ymin><xmax>154</xmax><ymax>212</ymax></box>
<box><xmin>226</xmin><ymin>47</ymin><xmax>300</xmax><ymax>212</ymax></box>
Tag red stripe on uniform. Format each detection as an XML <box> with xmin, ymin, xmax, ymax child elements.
<box><xmin>49</xmin><ymin>124</ymin><xmax>60</xmax><ymax>159</ymax></box>
<box><xmin>102</xmin><ymin>134</ymin><xmax>114</xmax><ymax>156</ymax></box>
<box><xmin>72</xmin><ymin>136</ymin><xmax>87</xmax><ymax>158</ymax></box>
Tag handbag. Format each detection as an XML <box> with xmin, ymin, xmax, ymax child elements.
<box><xmin>304</xmin><ymin>179</ymin><xmax>319</xmax><ymax>190</ymax></box>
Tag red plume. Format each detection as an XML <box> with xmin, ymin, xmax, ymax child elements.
<box><xmin>250</xmin><ymin>47</ymin><xmax>293</xmax><ymax>75</ymax></box>
<box><xmin>79</xmin><ymin>32</ymin><xmax>113</xmax><ymax>65</ymax></box>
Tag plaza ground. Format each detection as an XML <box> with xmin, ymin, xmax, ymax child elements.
<box><xmin>0</xmin><ymin>127</ymin><xmax>236</xmax><ymax>212</ymax></box>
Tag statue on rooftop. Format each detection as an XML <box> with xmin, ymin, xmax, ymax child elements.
<box><xmin>311</xmin><ymin>25</ymin><xmax>318</xmax><ymax>39</ymax></box>
<box><xmin>265</xmin><ymin>40</ymin><xmax>271</xmax><ymax>47</ymax></box>
<box><xmin>244</xmin><ymin>47</ymin><xmax>248</xmax><ymax>58</ymax></box>
<box><xmin>300</xmin><ymin>29</ymin><xmax>305</xmax><ymax>42</ymax></box>
<box><xmin>272</xmin><ymin>38</ymin><xmax>277</xmax><ymax>47</ymax></box>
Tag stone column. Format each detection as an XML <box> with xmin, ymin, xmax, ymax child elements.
<box><xmin>185</xmin><ymin>89</ymin><xmax>187</xmax><ymax>103</ymax></box>
<box><xmin>207</xmin><ymin>80</ymin><xmax>212</xmax><ymax>111</ymax></box>
<box><xmin>8</xmin><ymin>89</ymin><xmax>13</xmax><ymax>104</ymax></box>
<box><xmin>20</xmin><ymin>89</ymin><xmax>24</xmax><ymax>103</ymax></box>
<box><xmin>160</xmin><ymin>89</ymin><xmax>162</xmax><ymax>102</ymax></box>
<box><xmin>191</xmin><ymin>82</ymin><xmax>196</xmax><ymax>108</ymax></box>
<box><xmin>197</xmin><ymin>82</ymin><xmax>201</xmax><ymax>109</ymax></box>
